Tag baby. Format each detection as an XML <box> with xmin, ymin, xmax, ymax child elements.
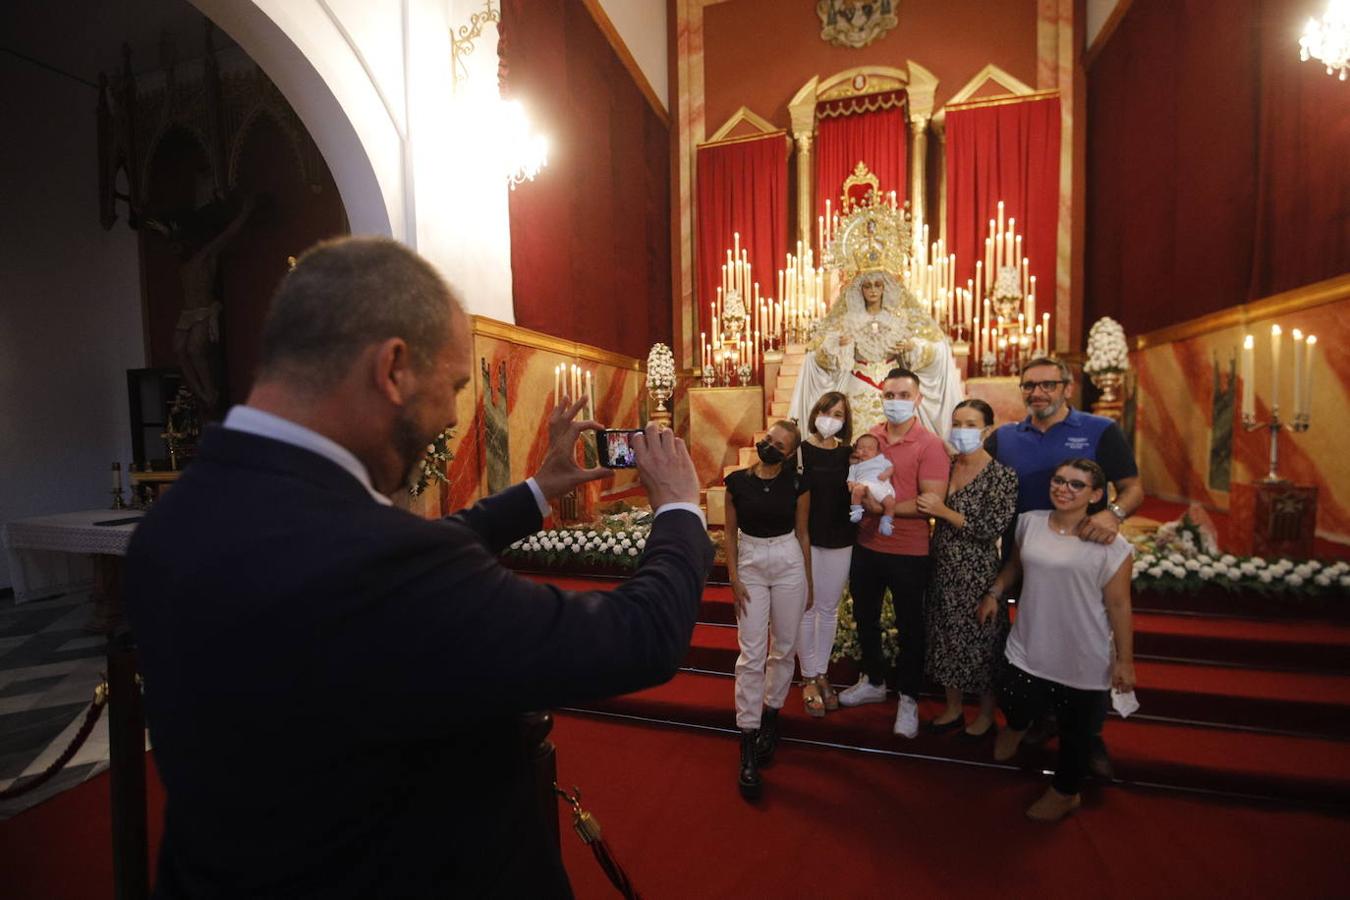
<box><xmin>847</xmin><ymin>434</ymin><xmax>896</xmax><ymax>536</ymax></box>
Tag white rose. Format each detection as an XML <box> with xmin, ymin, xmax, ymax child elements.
<box><xmin>1168</xmin><ymin>553</ymin><xmax>1186</xmax><ymax>565</ymax></box>
<box><xmin>1184</xmin><ymin>559</ymin><xmax>1202</xmax><ymax>572</ymax></box>
<box><xmin>628</xmin><ymin>547</ymin><xmax>639</xmax><ymax>557</ymax></box>
<box><xmin>1220</xmin><ymin>554</ymin><xmax>1237</xmax><ymax>566</ymax></box>
<box><xmin>1198</xmin><ymin>566</ymin><xmax>1214</xmax><ymax>580</ymax></box>
<box><xmin>1306</xmin><ymin>560</ymin><xmax>1322</xmax><ymax>571</ymax></box>
<box><xmin>1258</xmin><ymin>571</ymin><xmax>1273</xmax><ymax>583</ymax></box>
<box><xmin>1286</xmin><ymin>574</ymin><xmax>1304</xmax><ymax>587</ymax></box>
<box><xmin>1239</xmin><ymin>563</ymin><xmax>1257</xmax><ymax>576</ymax></box>
<box><xmin>1315</xmin><ymin>574</ymin><xmax>1332</xmax><ymax>587</ymax></box>
<box><xmin>1196</xmin><ymin>554</ymin><xmax>1213</xmax><ymax>565</ymax></box>
<box><xmin>1251</xmin><ymin>557</ymin><xmax>1266</xmax><ymax>567</ymax></box>
<box><xmin>1147</xmin><ymin>565</ymin><xmax>1165</xmax><ymax>577</ymax></box>
<box><xmin>1130</xmin><ymin>568</ymin><xmax>1141</xmax><ymax>580</ymax></box>
<box><xmin>636</xmin><ymin>538</ymin><xmax>646</xmax><ymax>549</ymax></box>
<box><xmin>1340</xmin><ymin>575</ymin><xmax>1350</xmax><ymax>588</ymax></box>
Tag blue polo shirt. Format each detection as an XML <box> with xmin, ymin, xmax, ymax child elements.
<box><xmin>986</xmin><ymin>408</ymin><xmax>1138</xmax><ymax>514</ymax></box>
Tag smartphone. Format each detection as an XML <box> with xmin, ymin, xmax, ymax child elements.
<box><xmin>595</xmin><ymin>428</ymin><xmax>642</xmax><ymax>469</ymax></box>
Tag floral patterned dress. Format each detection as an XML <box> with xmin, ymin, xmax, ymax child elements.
<box><xmin>925</xmin><ymin>458</ymin><xmax>1019</xmax><ymax>693</ymax></box>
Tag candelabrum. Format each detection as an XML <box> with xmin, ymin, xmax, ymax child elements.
<box><xmin>1243</xmin><ymin>409</ymin><xmax>1312</xmax><ymax>483</ymax></box>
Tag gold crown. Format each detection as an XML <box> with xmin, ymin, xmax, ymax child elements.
<box><xmin>824</xmin><ymin>166</ymin><xmax>912</xmax><ymax>281</ymax></box>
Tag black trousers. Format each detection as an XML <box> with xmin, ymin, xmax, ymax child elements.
<box><xmin>848</xmin><ymin>545</ymin><xmax>929</xmax><ymax>697</ymax></box>
<box><xmin>997</xmin><ymin>663</ymin><xmax>1105</xmax><ymax>796</ymax></box>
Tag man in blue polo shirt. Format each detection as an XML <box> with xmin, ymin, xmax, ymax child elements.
<box><xmin>986</xmin><ymin>356</ymin><xmax>1143</xmax><ymax>777</ymax></box>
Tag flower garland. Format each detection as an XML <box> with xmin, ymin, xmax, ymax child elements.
<box><xmin>1128</xmin><ymin>514</ymin><xmax>1348</xmax><ymax>597</ymax></box>
<box><xmin>409</xmin><ymin>428</ymin><xmax>455</xmax><ymax>496</ymax></box>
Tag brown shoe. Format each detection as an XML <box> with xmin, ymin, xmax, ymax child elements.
<box><xmin>1025</xmin><ymin>787</ymin><xmax>1082</xmax><ymax>822</ymax></box>
<box><xmin>993</xmin><ymin>727</ymin><xmax>1026</xmax><ymax>762</ymax></box>
<box><xmin>816</xmin><ymin>675</ymin><xmax>840</xmax><ymax>711</ymax></box>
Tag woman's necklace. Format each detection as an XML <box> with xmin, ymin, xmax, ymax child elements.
<box><xmin>753</xmin><ymin>464</ymin><xmax>779</xmax><ymax>492</ymax></box>
<box><xmin>1049</xmin><ymin>512</ymin><xmax>1081</xmax><ymax>535</ymax></box>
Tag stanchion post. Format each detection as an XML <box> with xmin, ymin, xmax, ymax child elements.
<box><xmin>520</xmin><ymin>711</ymin><xmax>559</xmax><ymax>849</ymax></box>
<box><xmin>108</xmin><ymin>629</ymin><xmax>149</xmax><ymax>900</ymax></box>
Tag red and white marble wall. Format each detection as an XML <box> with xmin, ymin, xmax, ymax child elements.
<box><xmin>419</xmin><ymin>320</ymin><xmax>646</xmax><ymax>522</ymax></box>
<box><xmin>1133</xmin><ymin>283</ymin><xmax>1350</xmax><ymax>552</ymax></box>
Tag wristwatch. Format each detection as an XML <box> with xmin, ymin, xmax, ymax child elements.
<box><xmin>1108</xmin><ymin>502</ymin><xmax>1127</xmax><ymax>522</ymax></box>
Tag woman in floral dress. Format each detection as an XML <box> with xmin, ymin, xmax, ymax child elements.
<box><xmin>916</xmin><ymin>399</ymin><xmax>1018</xmax><ymax>738</ymax></box>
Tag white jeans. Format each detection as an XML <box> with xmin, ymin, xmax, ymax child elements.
<box><xmin>734</xmin><ymin>531</ymin><xmax>808</xmax><ymax>731</ymax></box>
<box><xmin>796</xmin><ymin>545</ymin><xmax>853</xmax><ymax>678</ymax></box>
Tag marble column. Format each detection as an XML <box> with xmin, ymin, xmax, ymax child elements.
<box><xmin>909</xmin><ymin>114</ymin><xmax>929</xmax><ymax>229</ymax></box>
<box><xmin>793</xmin><ymin>129</ymin><xmax>814</xmax><ymax>247</ymax></box>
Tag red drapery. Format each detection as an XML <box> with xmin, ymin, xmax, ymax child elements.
<box><xmin>695</xmin><ymin>134</ymin><xmax>788</xmax><ymax>336</ymax></box>
<box><xmin>945</xmin><ymin>94</ymin><xmax>1061</xmax><ymax>313</ymax></box>
<box><xmin>814</xmin><ymin>93</ymin><xmax>908</xmax><ymax>239</ymax></box>
<box><xmin>1085</xmin><ymin>0</ymin><xmax>1350</xmax><ymax>338</ymax></box>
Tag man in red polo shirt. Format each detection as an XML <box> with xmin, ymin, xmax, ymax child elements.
<box><xmin>837</xmin><ymin>368</ymin><xmax>951</xmax><ymax>737</ymax></box>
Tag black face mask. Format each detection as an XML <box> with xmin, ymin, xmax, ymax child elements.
<box><xmin>756</xmin><ymin>440</ymin><xmax>786</xmax><ymax>465</ymax></box>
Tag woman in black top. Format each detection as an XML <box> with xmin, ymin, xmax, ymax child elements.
<box><xmin>795</xmin><ymin>391</ymin><xmax>855</xmax><ymax>716</ymax></box>
<box><xmin>724</xmin><ymin>419</ymin><xmax>811</xmax><ymax>800</ymax></box>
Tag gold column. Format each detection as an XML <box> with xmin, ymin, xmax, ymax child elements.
<box><xmin>935</xmin><ymin>120</ymin><xmax>947</xmax><ymax>244</ymax></box>
<box><xmin>793</xmin><ymin>129</ymin><xmax>814</xmax><ymax>245</ymax></box>
<box><xmin>909</xmin><ymin>114</ymin><xmax>929</xmax><ymax>229</ymax></box>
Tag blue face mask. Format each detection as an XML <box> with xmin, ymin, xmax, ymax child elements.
<box><xmin>949</xmin><ymin>427</ymin><xmax>983</xmax><ymax>455</ymax></box>
<box><xmin>883</xmin><ymin>399</ymin><xmax>916</xmax><ymax>424</ymax></box>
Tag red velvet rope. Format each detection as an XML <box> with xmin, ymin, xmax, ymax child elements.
<box><xmin>0</xmin><ymin>682</ymin><xmax>108</xmax><ymax>801</ymax></box>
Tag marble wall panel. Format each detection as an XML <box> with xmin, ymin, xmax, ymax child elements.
<box><xmin>689</xmin><ymin>387</ymin><xmax>765</xmax><ymax>487</ymax></box>
<box><xmin>1134</xmin><ymin>296</ymin><xmax>1350</xmax><ymax>546</ymax></box>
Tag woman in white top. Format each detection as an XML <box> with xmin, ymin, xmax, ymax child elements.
<box><xmin>977</xmin><ymin>458</ymin><xmax>1135</xmax><ymax>822</ymax></box>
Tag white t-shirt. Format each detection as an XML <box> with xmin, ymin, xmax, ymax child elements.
<box><xmin>1004</xmin><ymin>510</ymin><xmax>1134</xmax><ymax>690</ymax></box>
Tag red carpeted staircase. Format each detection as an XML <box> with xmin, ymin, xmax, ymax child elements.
<box><xmin>537</xmin><ymin>575</ymin><xmax>1350</xmax><ymax>809</ymax></box>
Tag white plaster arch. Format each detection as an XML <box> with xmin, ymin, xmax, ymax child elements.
<box><xmin>190</xmin><ymin>0</ymin><xmax>399</xmax><ymax>240</ymax></box>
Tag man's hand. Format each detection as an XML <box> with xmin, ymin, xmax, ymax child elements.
<box><xmin>976</xmin><ymin>593</ymin><xmax>999</xmax><ymax>625</ymax></box>
<box><xmin>630</xmin><ymin>421</ymin><xmax>700</xmax><ymax>509</ymax></box>
<box><xmin>1078</xmin><ymin>509</ymin><xmax>1121</xmax><ymax>544</ymax></box>
<box><xmin>731</xmin><ymin>578</ymin><xmax>751</xmax><ymax>618</ymax></box>
<box><xmin>1111</xmin><ymin>659</ymin><xmax>1136</xmax><ymax>693</ymax></box>
<box><xmin>531</xmin><ymin>396</ymin><xmax>608</xmax><ymax>500</ymax></box>
<box><xmin>915</xmin><ymin>491</ymin><xmax>945</xmax><ymax>517</ymax></box>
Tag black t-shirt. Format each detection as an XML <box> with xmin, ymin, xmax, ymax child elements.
<box><xmin>724</xmin><ymin>465</ymin><xmax>807</xmax><ymax>538</ymax></box>
<box><xmin>800</xmin><ymin>441</ymin><xmax>856</xmax><ymax>548</ymax></box>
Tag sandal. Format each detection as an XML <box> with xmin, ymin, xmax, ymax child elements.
<box><xmin>815</xmin><ymin>674</ymin><xmax>840</xmax><ymax>711</ymax></box>
<box><xmin>802</xmin><ymin>681</ymin><xmax>826</xmax><ymax>717</ymax></box>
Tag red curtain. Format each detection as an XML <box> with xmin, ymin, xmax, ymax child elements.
<box><xmin>695</xmin><ymin>134</ymin><xmax>788</xmax><ymax>336</ymax></box>
<box><xmin>945</xmin><ymin>95</ymin><xmax>1061</xmax><ymax>312</ymax></box>
<box><xmin>814</xmin><ymin>94</ymin><xmax>908</xmax><ymax>238</ymax></box>
<box><xmin>1086</xmin><ymin>0</ymin><xmax>1350</xmax><ymax>338</ymax></box>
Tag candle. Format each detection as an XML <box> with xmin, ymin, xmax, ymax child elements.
<box><xmin>554</xmin><ymin>364</ymin><xmax>561</xmax><ymax>401</ymax></box>
<box><xmin>1270</xmin><ymin>324</ymin><xmax>1282</xmax><ymax>414</ymax></box>
<box><xmin>585</xmin><ymin>371</ymin><xmax>593</xmax><ymax>418</ymax></box>
<box><xmin>1303</xmin><ymin>335</ymin><xmax>1317</xmax><ymax>419</ymax></box>
<box><xmin>1241</xmin><ymin>334</ymin><xmax>1255</xmax><ymax>420</ymax></box>
<box><xmin>111</xmin><ymin>462</ymin><xmax>121</xmax><ymax>492</ymax></box>
<box><xmin>1292</xmin><ymin>329</ymin><xmax>1304</xmax><ymax>418</ymax></box>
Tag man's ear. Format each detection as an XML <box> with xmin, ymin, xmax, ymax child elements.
<box><xmin>1064</xmin><ymin>377</ymin><xmax>1076</xmax><ymax>400</ymax></box>
<box><xmin>371</xmin><ymin>337</ymin><xmax>415</xmax><ymax>407</ymax></box>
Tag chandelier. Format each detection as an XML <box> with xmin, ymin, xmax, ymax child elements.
<box><xmin>1300</xmin><ymin>0</ymin><xmax>1350</xmax><ymax>81</ymax></box>
<box><xmin>450</xmin><ymin>0</ymin><xmax>550</xmax><ymax>188</ymax></box>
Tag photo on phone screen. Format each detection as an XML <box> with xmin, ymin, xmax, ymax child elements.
<box><xmin>596</xmin><ymin>428</ymin><xmax>642</xmax><ymax>469</ymax></box>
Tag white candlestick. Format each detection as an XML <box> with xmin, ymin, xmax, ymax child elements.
<box><xmin>1292</xmin><ymin>329</ymin><xmax>1304</xmax><ymax>418</ymax></box>
<box><xmin>1303</xmin><ymin>335</ymin><xmax>1317</xmax><ymax>420</ymax></box>
<box><xmin>1270</xmin><ymin>324</ymin><xmax>1282</xmax><ymax>414</ymax></box>
<box><xmin>1241</xmin><ymin>335</ymin><xmax>1255</xmax><ymax>420</ymax></box>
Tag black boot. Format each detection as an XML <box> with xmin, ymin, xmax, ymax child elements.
<box><xmin>738</xmin><ymin>730</ymin><xmax>762</xmax><ymax>800</ymax></box>
<box><xmin>755</xmin><ymin>707</ymin><xmax>780</xmax><ymax>767</ymax></box>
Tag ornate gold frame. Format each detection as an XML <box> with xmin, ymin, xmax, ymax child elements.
<box><xmin>785</xmin><ymin>62</ymin><xmax>939</xmax><ymax>245</ymax></box>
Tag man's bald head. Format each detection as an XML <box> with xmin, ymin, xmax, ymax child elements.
<box><xmin>257</xmin><ymin>237</ymin><xmax>462</xmax><ymax>393</ymax></box>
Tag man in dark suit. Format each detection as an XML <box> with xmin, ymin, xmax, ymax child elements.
<box><xmin>125</xmin><ymin>237</ymin><xmax>712</xmax><ymax>898</ymax></box>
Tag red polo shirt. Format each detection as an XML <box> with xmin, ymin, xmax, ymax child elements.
<box><xmin>856</xmin><ymin>421</ymin><xmax>950</xmax><ymax>556</ymax></box>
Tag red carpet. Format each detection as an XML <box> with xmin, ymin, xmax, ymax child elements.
<box><xmin>3</xmin><ymin>715</ymin><xmax>1349</xmax><ymax>899</ymax></box>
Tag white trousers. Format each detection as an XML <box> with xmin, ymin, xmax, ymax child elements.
<box><xmin>734</xmin><ymin>531</ymin><xmax>808</xmax><ymax>731</ymax></box>
<box><xmin>796</xmin><ymin>545</ymin><xmax>853</xmax><ymax>678</ymax></box>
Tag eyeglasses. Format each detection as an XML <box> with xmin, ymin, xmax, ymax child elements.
<box><xmin>1020</xmin><ymin>379</ymin><xmax>1067</xmax><ymax>393</ymax></box>
<box><xmin>1050</xmin><ymin>475</ymin><xmax>1090</xmax><ymax>492</ymax></box>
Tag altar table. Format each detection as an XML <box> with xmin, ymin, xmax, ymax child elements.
<box><xmin>2</xmin><ymin>509</ymin><xmax>142</xmax><ymax>603</ymax></box>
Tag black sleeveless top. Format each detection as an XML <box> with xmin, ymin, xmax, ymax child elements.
<box><xmin>801</xmin><ymin>441</ymin><xmax>856</xmax><ymax>548</ymax></box>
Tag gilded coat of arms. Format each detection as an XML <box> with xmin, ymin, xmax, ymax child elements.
<box><xmin>817</xmin><ymin>0</ymin><xmax>898</xmax><ymax>49</ymax></box>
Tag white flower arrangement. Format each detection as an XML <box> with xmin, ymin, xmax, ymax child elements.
<box><xmin>1129</xmin><ymin>513</ymin><xmax>1347</xmax><ymax>599</ymax></box>
<box><xmin>409</xmin><ymin>427</ymin><xmax>455</xmax><ymax>496</ymax></box>
<box><xmin>502</xmin><ymin>507</ymin><xmax>656</xmax><ymax>572</ymax></box>
<box><xmin>646</xmin><ymin>343</ymin><xmax>676</xmax><ymax>394</ymax></box>
<box><xmin>1084</xmin><ymin>316</ymin><xmax>1130</xmax><ymax>375</ymax></box>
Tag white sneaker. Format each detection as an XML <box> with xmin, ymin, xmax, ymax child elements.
<box><xmin>838</xmin><ymin>676</ymin><xmax>887</xmax><ymax>707</ymax></box>
<box><xmin>893</xmin><ymin>695</ymin><xmax>919</xmax><ymax>738</ymax></box>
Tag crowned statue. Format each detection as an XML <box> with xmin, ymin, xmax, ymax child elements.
<box><xmin>789</xmin><ymin>187</ymin><xmax>963</xmax><ymax>434</ymax></box>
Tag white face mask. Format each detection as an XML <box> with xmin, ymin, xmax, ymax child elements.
<box><xmin>815</xmin><ymin>415</ymin><xmax>843</xmax><ymax>439</ymax></box>
<box><xmin>949</xmin><ymin>427</ymin><xmax>983</xmax><ymax>455</ymax></box>
<box><xmin>883</xmin><ymin>399</ymin><xmax>916</xmax><ymax>424</ymax></box>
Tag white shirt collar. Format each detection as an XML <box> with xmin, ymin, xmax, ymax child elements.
<box><xmin>221</xmin><ymin>405</ymin><xmax>392</xmax><ymax>506</ymax></box>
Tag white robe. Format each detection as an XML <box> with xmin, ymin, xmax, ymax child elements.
<box><xmin>789</xmin><ymin>273</ymin><xmax>962</xmax><ymax>438</ymax></box>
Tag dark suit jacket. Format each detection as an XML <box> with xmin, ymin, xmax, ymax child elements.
<box><xmin>125</xmin><ymin>426</ymin><xmax>712</xmax><ymax>898</ymax></box>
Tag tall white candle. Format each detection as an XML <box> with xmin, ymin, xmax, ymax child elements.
<box><xmin>1241</xmin><ymin>334</ymin><xmax>1255</xmax><ymax>420</ymax></box>
<box><xmin>1270</xmin><ymin>324</ymin><xmax>1282</xmax><ymax>414</ymax></box>
<box><xmin>1303</xmin><ymin>335</ymin><xmax>1317</xmax><ymax>419</ymax></box>
<box><xmin>1292</xmin><ymin>329</ymin><xmax>1305</xmax><ymax>418</ymax></box>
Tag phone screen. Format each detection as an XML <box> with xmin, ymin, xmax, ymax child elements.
<box><xmin>596</xmin><ymin>428</ymin><xmax>642</xmax><ymax>469</ymax></box>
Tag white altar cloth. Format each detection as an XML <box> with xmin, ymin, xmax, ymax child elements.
<box><xmin>3</xmin><ymin>509</ymin><xmax>143</xmax><ymax>603</ymax></box>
